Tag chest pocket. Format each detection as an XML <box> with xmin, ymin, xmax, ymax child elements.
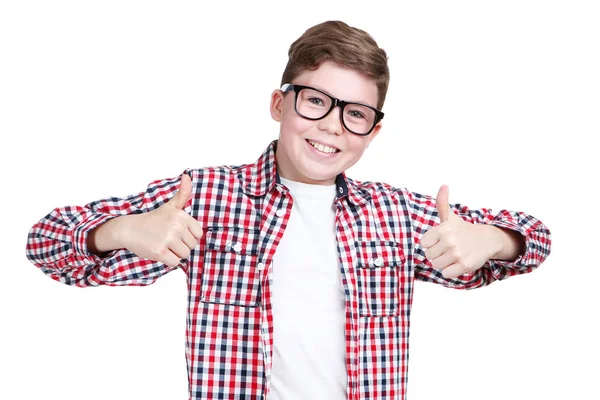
<box><xmin>355</xmin><ymin>240</ymin><xmax>406</xmax><ymax>317</ymax></box>
<box><xmin>200</xmin><ymin>226</ymin><xmax>262</xmax><ymax>307</ymax></box>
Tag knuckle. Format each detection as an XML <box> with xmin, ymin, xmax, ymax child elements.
<box><xmin>172</xmin><ymin>223</ymin><xmax>185</xmax><ymax>235</ymax></box>
<box><xmin>166</xmin><ymin>218</ymin><xmax>180</xmax><ymax>231</ymax></box>
<box><xmin>167</xmin><ymin>256</ymin><xmax>180</xmax><ymax>268</ymax></box>
<box><xmin>194</xmin><ymin>224</ymin><xmax>205</xmax><ymax>239</ymax></box>
<box><xmin>458</xmin><ymin>263</ymin><xmax>469</xmax><ymax>275</ymax></box>
<box><xmin>151</xmin><ymin>245</ymin><xmax>166</xmax><ymax>259</ymax></box>
<box><xmin>164</xmin><ymin>230</ymin><xmax>177</xmax><ymax>244</ymax></box>
<box><xmin>451</xmin><ymin>248</ymin><xmax>461</xmax><ymax>260</ymax></box>
<box><xmin>464</xmin><ymin>259</ymin><xmax>476</xmax><ymax>273</ymax></box>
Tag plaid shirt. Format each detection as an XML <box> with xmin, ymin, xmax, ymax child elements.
<box><xmin>25</xmin><ymin>139</ymin><xmax>552</xmax><ymax>400</ymax></box>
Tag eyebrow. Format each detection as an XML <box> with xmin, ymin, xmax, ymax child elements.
<box><xmin>310</xmin><ymin>84</ymin><xmax>376</xmax><ymax>108</ymax></box>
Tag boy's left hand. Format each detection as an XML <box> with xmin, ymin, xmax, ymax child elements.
<box><xmin>420</xmin><ymin>185</ymin><xmax>499</xmax><ymax>279</ymax></box>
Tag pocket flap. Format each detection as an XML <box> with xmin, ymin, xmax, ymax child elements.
<box><xmin>203</xmin><ymin>226</ymin><xmax>260</xmax><ymax>255</ymax></box>
<box><xmin>356</xmin><ymin>240</ymin><xmax>405</xmax><ymax>268</ymax></box>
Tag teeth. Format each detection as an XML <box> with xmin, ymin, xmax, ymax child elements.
<box><xmin>308</xmin><ymin>140</ymin><xmax>338</xmax><ymax>154</ymax></box>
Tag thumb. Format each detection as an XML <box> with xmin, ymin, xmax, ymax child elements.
<box><xmin>167</xmin><ymin>173</ymin><xmax>192</xmax><ymax>210</ymax></box>
<box><xmin>435</xmin><ymin>184</ymin><xmax>452</xmax><ymax>223</ymax></box>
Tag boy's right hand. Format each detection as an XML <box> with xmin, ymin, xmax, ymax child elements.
<box><xmin>119</xmin><ymin>173</ymin><xmax>204</xmax><ymax>268</ymax></box>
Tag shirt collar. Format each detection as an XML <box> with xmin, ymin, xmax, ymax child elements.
<box><xmin>236</xmin><ymin>139</ymin><xmax>371</xmax><ymax>206</ymax></box>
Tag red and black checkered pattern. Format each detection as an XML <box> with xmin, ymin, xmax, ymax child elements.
<box><xmin>25</xmin><ymin>139</ymin><xmax>552</xmax><ymax>399</ymax></box>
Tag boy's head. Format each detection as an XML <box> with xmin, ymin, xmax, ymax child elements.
<box><xmin>270</xmin><ymin>20</ymin><xmax>390</xmax><ymax>186</ymax></box>
<box><xmin>281</xmin><ymin>21</ymin><xmax>390</xmax><ymax>110</ymax></box>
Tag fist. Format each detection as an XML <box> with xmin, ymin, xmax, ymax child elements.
<box><xmin>122</xmin><ymin>173</ymin><xmax>204</xmax><ymax>268</ymax></box>
<box><xmin>420</xmin><ymin>185</ymin><xmax>493</xmax><ymax>279</ymax></box>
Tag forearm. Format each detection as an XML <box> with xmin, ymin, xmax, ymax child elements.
<box><xmin>87</xmin><ymin>215</ymin><xmax>132</xmax><ymax>255</ymax></box>
<box><xmin>482</xmin><ymin>224</ymin><xmax>526</xmax><ymax>261</ymax></box>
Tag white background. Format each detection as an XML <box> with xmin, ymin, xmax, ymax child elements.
<box><xmin>1</xmin><ymin>1</ymin><xmax>598</xmax><ymax>399</ymax></box>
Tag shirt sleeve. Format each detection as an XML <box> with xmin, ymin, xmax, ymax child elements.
<box><xmin>397</xmin><ymin>187</ymin><xmax>552</xmax><ymax>290</ymax></box>
<box><xmin>25</xmin><ymin>168</ymin><xmax>196</xmax><ymax>287</ymax></box>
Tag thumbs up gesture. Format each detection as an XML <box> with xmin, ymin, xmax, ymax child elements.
<box><xmin>419</xmin><ymin>185</ymin><xmax>497</xmax><ymax>279</ymax></box>
<box><xmin>120</xmin><ymin>173</ymin><xmax>204</xmax><ymax>268</ymax></box>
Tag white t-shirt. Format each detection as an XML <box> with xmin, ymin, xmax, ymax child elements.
<box><xmin>269</xmin><ymin>177</ymin><xmax>347</xmax><ymax>400</ymax></box>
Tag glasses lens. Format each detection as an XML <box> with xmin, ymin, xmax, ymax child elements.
<box><xmin>296</xmin><ymin>88</ymin><xmax>332</xmax><ymax>119</ymax></box>
<box><xmin>342</xmin><ymin>103</ymin><xmax>376</xmax><ymax>135</ymax></box>
<box><xmin>295</xmin><ymin>87</ymin><xmax>376</xmax><ymax>135</ymax></box>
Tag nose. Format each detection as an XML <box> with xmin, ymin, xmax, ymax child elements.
<box><xmin>317</xmin><ymin>105</ymin><xmax>344</xmax><ymax>135</ymax></box>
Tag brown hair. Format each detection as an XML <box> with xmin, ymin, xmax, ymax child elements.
<box><xmin>280</xmin><ymin>20</ymin><xmax>390</xmax><ymax>110</ymax></box>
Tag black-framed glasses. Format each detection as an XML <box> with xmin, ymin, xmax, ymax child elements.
<box><xmin>280</xmin><ymin>83</ymin><xmax>384</xmax><ymax>136</ymax></box>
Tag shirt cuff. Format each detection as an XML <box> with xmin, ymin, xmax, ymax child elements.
<box><xmin>72</xmin><ymin>213</ymin><xmax>121</xmax><ymax>264</ymax></box>
<box><xmin>485</xmin><ymin>219</ymin><xmax>536</xmax><ymax>279</ymax></box>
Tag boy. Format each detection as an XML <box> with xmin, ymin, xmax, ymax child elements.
<box><xmin>25</xmin><ymin>20</ymin><xmax>552</xmax><ymax>400</ymax></box>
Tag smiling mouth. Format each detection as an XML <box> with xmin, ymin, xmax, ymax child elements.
<box><xmin>305</xmin><ymin>139</ymin><xmax>341</xmax><ymax>154</ymax></box>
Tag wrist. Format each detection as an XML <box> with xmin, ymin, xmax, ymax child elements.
<box><xmin>478</xmin><ymin>224</ymin><xmax>504</xmax><ymax>260</ymax></box>
<box><xmin>110</xmin><ymin>214</ymin><xmax>134</xmax><ymax>249</ymax></box>
<box><xmin>484</xmin><ymin>224</ymin><xmax>524</xmax><ymax>261</ymax></box>
<box><xmin>91</xmin><ymin>215</ymin><xmax>131</xmax><ymax>253</ymax></box>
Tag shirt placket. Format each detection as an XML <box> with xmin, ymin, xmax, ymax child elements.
<box><xmin>334</xmin><ymin>200</ymin><xmax>361</xmax><ymax>400</ymax></box>
<box><xmin>257</xmin><ymin>184</ymin><xmax>294</xmax><ymax>399</ymax></box>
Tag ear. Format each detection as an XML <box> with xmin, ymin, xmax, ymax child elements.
<box><xmin>270</xmin><ymin>89</ymin><xmax>284</xmax><ymax>122</ymax></box>
<box><xmin>365</xmin><ymin>121</ymin><xmax>382</xmax><ymax>148</ymax></box>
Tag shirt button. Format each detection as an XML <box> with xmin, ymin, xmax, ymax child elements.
<box><xmin>373</xmin><ymin>257</ymin><xmax>383</xmax><ymax>267</ymax></box>
<box><xmin>232</xmin><ymin>242</ymin><xmax>242</xmax><ymax>252</ymax></box>
<box><xmin>275</xmin><ymin>209</ymin><xmax>285</xmax><ymax>217</ymax></box>
<box><xmin>257</xmin><ymin>262</ymin><xmax>265</xmax><ymax>271</ymax></box>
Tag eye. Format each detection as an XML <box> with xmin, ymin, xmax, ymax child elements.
<box><xmin>308</xmin><ymin>97</ymin><xmax>325</xmax><ymax>106</ymax></box>
<box><xmin>348</xmin><ymin>110</ymin><xmax>365</xmax><ymax>119</ymax></box>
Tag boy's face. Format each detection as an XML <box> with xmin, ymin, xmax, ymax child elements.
<box><xmin>270</xmin><ymin>61</ymin><xmax>382</xmax><ymax>186</ymax></box>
